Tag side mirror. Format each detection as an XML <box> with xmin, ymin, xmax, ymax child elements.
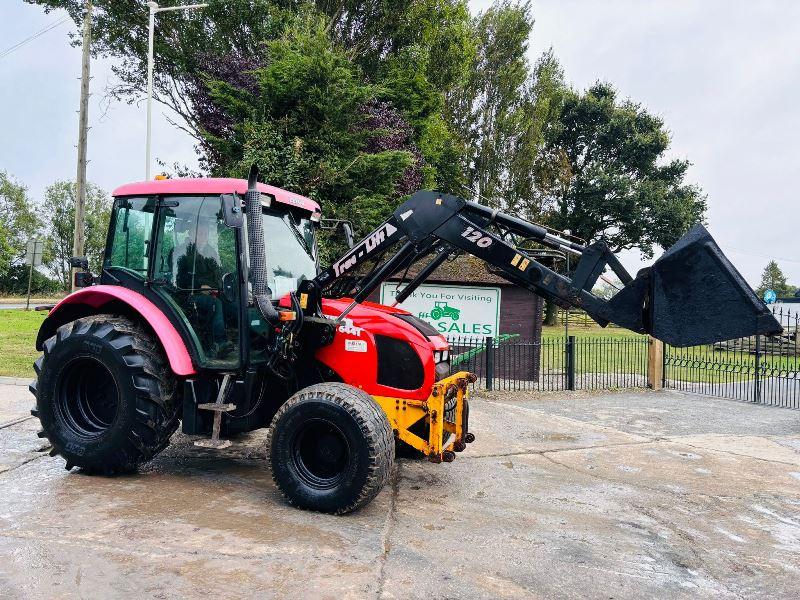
<box><xmin>221</xmin><ymin>272</ymin><xmax>237</xmax><ymax>303</ymax></box>
<box><xmin>220</xmin><ymin>193</ymin><xmax>243</xmax><ymax>228</ymax></box>
<box><xmin>341</xmin><ymin>222</ymin><xmax>354</xmax><ymax>249</ymax></box>
<box><xmin>70</xmin><ymin>256</ymin><xmax>94</xmax><ymax>288</ymax></box>
<box><xmin>69</xmin><ymin>256</ymin><xmax>89</xmax><ymax>270</ymax></box>
<box><xmin>74</xmin><ymin>271</ymin><xmax>94</xmax><ymax>288</ymax></box>
<box><xmin>320</xmin><ymin>219</ymin><xmax>355</xmax><ymax>249</ymax></box>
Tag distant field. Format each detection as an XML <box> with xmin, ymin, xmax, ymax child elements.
<box><xmin>0</xmin><ymin>310</ymin><xmax>46</xmax><ymax>378</ymax></box>
<box><xmin>541</xmin><ymin>324</ymin><xmax>642</xmax><ymax>340</ymax></box>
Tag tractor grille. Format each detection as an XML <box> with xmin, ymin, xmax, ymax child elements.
<box><xmin>375</xmin><ymin>335</ymin><xmax>424</xmax><ymax>390</ymax></box>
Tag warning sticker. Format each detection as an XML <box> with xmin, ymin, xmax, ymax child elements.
<box><xmin>345</xmin><ymin>339</ymin><xmax>368</xmax><ymax>353</ymax></box>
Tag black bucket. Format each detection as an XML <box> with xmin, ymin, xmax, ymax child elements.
<box><xmin>609</xmin><ymin>225</ymin><xmax>782</xmax><ymax>347</ymax></box>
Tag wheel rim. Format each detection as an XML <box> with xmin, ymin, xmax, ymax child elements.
<box><xmin>56</xmin><ymin>357</ymin><xmax>120</xmax><ymax>438</ymax></box>
<box><xmin>291</xmin><ymin>419</ymin><xmax>351</xmax><ymax>489</ymax></box>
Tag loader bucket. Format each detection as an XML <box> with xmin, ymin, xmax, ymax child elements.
<box><xmin>639</xmin><ymin>224</ymin><xmax>782</xmax><ymax>347</ymax></box>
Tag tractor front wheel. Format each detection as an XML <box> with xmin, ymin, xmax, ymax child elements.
<box><xmin>30</xmin><ymin>316</ymin><xmax>180</xmax><ymax>474</ymax></box>
<box><xmin>266</xmin><ymin>383</ymin><xmax>393</xmax><ymax>514</ymax></box>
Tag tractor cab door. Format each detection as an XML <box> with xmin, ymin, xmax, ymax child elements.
<box><xmin>151</xmin><ymin>195</ymin><xmax>242</xmax><ymax>369</ymax></box>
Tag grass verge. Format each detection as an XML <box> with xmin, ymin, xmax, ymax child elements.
<box><xmin>0</xmin><ymin>310</ymin><xmax>46</xmax><ymax>378</ymax></box>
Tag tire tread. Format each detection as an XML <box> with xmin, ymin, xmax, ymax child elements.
<box><xmin>266</xmin><ymin>382</ymin><xmax>393</xmax><ymax>514</ymax></box>
<box><xmin>31</xmin><ymin>315</ymin><xmax>179</xmax><ymax>474</ymax></box>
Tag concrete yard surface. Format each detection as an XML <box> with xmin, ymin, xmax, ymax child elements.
<box><xmin>1</xmin><ymin>381</ymin><xmax>799</xmax><ymax>599</ymax></box>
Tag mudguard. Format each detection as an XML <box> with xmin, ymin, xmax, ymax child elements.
<box><xmin>36</xmin><ymin>286</ymin><xmax>196</xmax><ymax>376</ymax></box>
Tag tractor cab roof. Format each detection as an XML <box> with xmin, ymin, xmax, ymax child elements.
<box><xmin>112</xmin><ymin>178</ymin><xmax>321</xmax><ymax>215</ymax></box>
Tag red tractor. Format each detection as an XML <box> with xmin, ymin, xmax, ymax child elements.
<box><xmin>30</xmin><ymin>167</ymin><xmax>780</xmax><ymax>513</ymax></box>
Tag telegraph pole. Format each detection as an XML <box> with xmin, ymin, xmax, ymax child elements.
<box><xmin>71</xmin><ymin>0</ymin><xmax>91</xmax><ymax>292</ymax></box>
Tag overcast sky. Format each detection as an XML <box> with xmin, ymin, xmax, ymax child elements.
<box><xmin>1</xmin><ymin>1</ymin><xmax>798</xmax><ymax>287</ymax></box>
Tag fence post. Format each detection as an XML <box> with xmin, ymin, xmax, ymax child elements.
<box><xmin>485</xmin><ymin>336</ymin><xmax>494</xmax><ymax>391</ymax></box>
<box><xmin>647</xmin><ymin>337</ymin><xmax>664</xmax><ymax>390</ymax></box>
<box><xmin>754</xmin><ymin>334</ymin><xmax>761</xmax><ymax>403</ymax></box>
<box><xmin>566</xmin><ymin>335</ymin><xmax>576</xmax><ymax>391</ymax></box>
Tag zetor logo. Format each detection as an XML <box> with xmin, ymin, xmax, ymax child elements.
<box><xmin>337</xmin><ymin>318</ymin><xmax>362</xmax><ymax>337</ymax></box>
<box><xmin>332</xmin><ymin>222</ymin><xmax>398</xmax><ymax>277</ymax></box>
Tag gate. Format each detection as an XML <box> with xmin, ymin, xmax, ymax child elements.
<box><xmin>664</xmin><ymin>307</ymin><xmax>800</xmax><ymax>408</ymax></box>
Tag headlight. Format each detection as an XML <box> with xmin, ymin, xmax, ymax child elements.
<box><xmin>435</xmin><ymin>360</ymin><xmax>450</xmax><ymax>380</ymax></box>
<box><xmin>442</xmin><ymin>350</ymin><xmax>448</xmax><ymax>361</ymax></box>
<box><xmin>433</xmin><ymin>351</ymin><xmax>441</xmax><ymax>363</ymax></box>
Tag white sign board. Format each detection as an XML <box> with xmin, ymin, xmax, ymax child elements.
<box><xmin>24</xmin><ymin>239</ymin><xmax>44</xmax><ymax>267</ymax></box>
<box><xmin>380</xmin><ymin>283</ymin><xmax>500</xmax><ymax>339</ymax></box>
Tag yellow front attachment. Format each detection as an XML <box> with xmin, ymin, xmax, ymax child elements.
<box><xmin>373</xmin><ymin>371</ymin><xmax>477</xmax><ymax>463</ymax></box>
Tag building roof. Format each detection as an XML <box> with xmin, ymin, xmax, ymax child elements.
<box><xmin>112</xmin><ymin>178</ymin><xmax>320</xmax><ymax>214</ymax></box>
<box><xmin>384</xmin><ymin>251</ymin><xmax>565</xmax><ymax>286</ymax></box>
<box><xmin>388</xmin><ymin>254</ymin><xmax>510</xmax><ymax>285</ymax></box>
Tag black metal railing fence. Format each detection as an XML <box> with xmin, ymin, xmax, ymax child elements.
<box><xmin>664</xmin><ymin>306</ymin><xmax>799</xmax><ymax>408</ymax></box>
<box><xmin>447</xmin><ymin>334</ymin><xmax>649</xmax><ymax>392</ymax></box>
<box><xmin>447</xmin><ymin>306</ymin><xmax>799</xmax><ymax>408</ymax></box>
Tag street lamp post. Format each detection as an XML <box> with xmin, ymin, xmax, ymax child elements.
<box><xmin>145</xmin><ymin>1</ymin><xmax>208</xmax><ymax>180</ymax></box>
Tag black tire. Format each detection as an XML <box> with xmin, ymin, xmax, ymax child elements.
<box><xmin>266</xmin><ymin>383</ymin><xmax>393</xmax><ymax>514</ymax></box>
<box><xmin>30</xmin><ymin>315</ymin><xmax>180</xmax><ymax>474</ymax></box>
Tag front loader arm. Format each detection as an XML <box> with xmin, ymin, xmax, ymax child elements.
<box><xmin>302</xmin><ymin>191</ymin><xmax>781</xmax><ymax>347</ymax></box>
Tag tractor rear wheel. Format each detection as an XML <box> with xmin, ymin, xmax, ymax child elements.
<box><xmin>30</xmin><ymin>316</ymin><xmax>180</xmax><ymax>474</ymax></box>
<box><xmin>266</xmin><ymin>383</ymin><xmax>393</xmax><ymax>514</ymax></box>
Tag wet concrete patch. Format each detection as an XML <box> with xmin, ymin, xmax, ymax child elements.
<box><xmin>466</xmin><ymin>398</ymin><xmax>648</xmax><ymax>457</ymax></box>
<box><xmin>0</xmin><ymin>418</ymin><xmax>49</xmax><ymax>474</ymax></box>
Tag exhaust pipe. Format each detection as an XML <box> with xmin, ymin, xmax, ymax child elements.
<box><xmin>244</xmin><ymin>165</ymin><xmax>279</xmax><ymax>325</ymax></box>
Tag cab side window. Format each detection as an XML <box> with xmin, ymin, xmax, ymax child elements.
<box><xmin>104</xmin><ymin>197</ymin><xmax>156</xmax><ymax>276</ymax></box>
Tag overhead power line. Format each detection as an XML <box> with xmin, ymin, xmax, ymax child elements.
<box><xmin>0</xmin><ymin>16</ymin><xmax>70</xmax><ymax>60</ymax></box>
<box><xmin>721</xmin><ymin>245</ymin><xmax>800</xmax><ymax>265</ymax></box>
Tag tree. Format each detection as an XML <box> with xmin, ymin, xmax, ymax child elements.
<box><xmin>41</xmin><ymin>181</ymin><xmax>111</xmax><ymax>290</ymax></box>
<box><xmin>449</xmin><ymin>0</ymin><xmax>534</xmax><ymax>203</ymax></box>
<box><xmin>190</xmin><ymin>14</ymin><xmax>418</xmax><ymax>259</ymax></box>
<box><xmin>0</xmin><ymin>171</ymin><xmax>40</xmax><ymax>281</ymax></box>
<box><xmin>0</xmin><ymin>264</ymin><xmax>61</xmax><ymax>296</ymax></box>
<box><xmin>534</xmin><ymin>82</ymin><xmax>706</xmax><ymax>324</ymax></box>
<box><xmin>504</xmin><ymin>49</ymin><xmax>565</xmax><ymax>218</ymax></box>
<box><xmin>26</xmin><ymin>0</ymin><xmax>474</xmax><ymax>193</ymax></box>
<box><xmin>535</xmin><ymin>82</ymin><xmax>706</xmax><ymax>257</ymax></box>
<box><xmin>756</xmin><ymin>260</ymin><xmax>796</xmax><ymax>298</ymax></box>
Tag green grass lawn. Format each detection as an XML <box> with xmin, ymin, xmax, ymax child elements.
<box><xmin>0</xmin><ymin>310</ymin><xmax>46</xmax><ymax>378</ymax></box>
